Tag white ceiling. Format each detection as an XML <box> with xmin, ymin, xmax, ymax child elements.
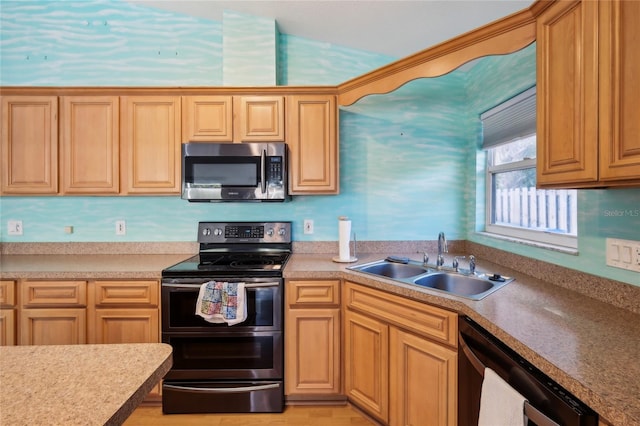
<box><xmin>126</xmin><ymin>0</ymin><xmax>534</xmax><ymax>58</ymax></box>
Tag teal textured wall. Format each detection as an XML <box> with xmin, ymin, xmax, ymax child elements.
<box><xmin>1</xmin><ymin>1</ymin><xmax>638</xmax><ymax>286</ymax></box>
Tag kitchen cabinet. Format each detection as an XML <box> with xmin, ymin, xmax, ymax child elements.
<box><xmin>343</xmin><ymin>281</ymin><xmax>457</xmax><ymax>426</ymax></box>
<box><xmin>287</xmin><ymin>95</ymin><xmax>339</xmax><ymax>194</ymax></box>
<box><xmin>1</xmin><ymin>96</ymin><xmax>58</xmax><ymax>194</ymax></box>
<box><xmin>344</xmin><ymin>308</ymin><xmax>389</xmax><ymax>421</ymax></box>
<box><xmin>182</xmin><ymin>95</ymin><xmax>234</xmax><ymax>142</ymax></box>
<box><xmin>19</xmin><ymin>280</ymin><xmax>87</xmax><ymax>345</ymax></box>
<box><xmin>87</xmin><ymin>280</ymin><xmax>160</xmax><ymax>400</ymax></box>
<box><xmin>285</xmin><ymin>279</ymin><xmax>342</xmax><ymax>400</ymax></box>
<box><xmin>537</xmin><ymin>0</ymin><xmax>640</xmax><ymax>188</ymax></box>
<box><xmin>0</xmin><ymin>280</ymin><xmax>17</xmax><ymax>346</ymax></box>
<box><xmin>120</xmin><ymin>96</ymin><xmax>182</xmax><ymax>194</ymax></box>
<box><xmin>87</xmin><ymin>280</ymin><xmax>159</xmax><ymax>345</ymax></box>
<box><xmin>236</xmin><ymin>96</ymin><xmax>285</xmax><ymax>142</ymax></box>
<box><xmin>60</xmin><ymin>96</ymin><xmax>120</xmax><ymax>194</ymax></box>
<box><xmin>181</xmin><ymin>95</ymin><xmax>284</xmax><ymax>143</ymax></box>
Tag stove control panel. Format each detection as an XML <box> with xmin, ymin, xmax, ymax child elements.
<box><xmin>198</xmin><ymin>221</ymin><xmax>291</xmax><ymax>244</ymax></box>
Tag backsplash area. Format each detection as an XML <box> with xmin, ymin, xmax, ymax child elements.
<box><xmin>1</xmin><ymin>0</ymin><xmax>638</xmax><ymax>287</ymax></box>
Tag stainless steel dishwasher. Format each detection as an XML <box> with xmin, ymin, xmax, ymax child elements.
<box><xmin>458</xmin><ymin>316</ymin><xmax>598</xmax><ymax>426</ymax></box>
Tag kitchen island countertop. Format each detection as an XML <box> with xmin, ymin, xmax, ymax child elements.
<box><xmin>0</xmin><ymin>343</ymin><xmax>172</xmax><ymax>426</ymax></box>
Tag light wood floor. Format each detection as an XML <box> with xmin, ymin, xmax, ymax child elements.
<box><xmin>124</xmin><ymin>404</ymin><xmax>376</xmax><ymax>426</ymax></box>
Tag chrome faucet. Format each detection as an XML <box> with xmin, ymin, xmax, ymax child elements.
<box><xmin>437</xmin><ymin>232</ymin><xmax>448</xmax><ymax>267</ymax></box>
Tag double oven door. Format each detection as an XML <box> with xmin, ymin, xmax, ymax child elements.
<box><xmin>161</xmin><ymin>277</ymin><xmax>284</xmax><ymax>413</ymax></box>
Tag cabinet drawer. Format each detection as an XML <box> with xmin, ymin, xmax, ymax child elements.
<box><xmin>93</xmin><ymin>280</ymin><xmax>159</xmax><ymax>307</ymax></box>
<box><xmin>0</xmin><ymin>280</ymin><xmax>16</xmax><ymax>307</ymax></box>
<box><xmin>344</xmin><ymin>281</ymin><xmax>457</xmax><ymax>347</ymax></box>
<box><xmin>287</xmin><ymin>280</ymin><xmax>340</xmax><ymax>307</ymax></box>
<box><xmin>21</xmin><ymin>281</ymin><xmax>87</xmax><ymax>307</ymax></box>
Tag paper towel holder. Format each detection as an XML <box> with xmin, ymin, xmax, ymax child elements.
<box><xmin>332</xmin><ymin>231</ymin><xmax>358</xmax><ymax>263</ymax></box>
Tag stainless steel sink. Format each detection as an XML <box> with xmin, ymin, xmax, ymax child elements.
<box><xmin>356</xmin><ymin>262</ymin><xmax>428</xmax><ymax>279</ymax></box>
<box><xmin>348</xmin><ymin>259</ymin><xmax>513</xmax><ymax>300</ymax></box>
<box><xmin>413</xmin><ymin>273</ymin><xmax>501</xmax><ymax>299</ymax></box>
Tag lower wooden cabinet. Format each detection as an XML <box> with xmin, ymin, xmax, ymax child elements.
<box><xmin>390</xmin><ymin>328</ymin><xmax>457</xmax><ymax>426</ymax></box>
<box><xmin>344</xmin><ymin>309</ymin><xmax>389</xmax><ymax>420</ymax></box>
<box><xmin>20</xmin><ymin>308</ymin><xmax>86</xmax><ymax>345</ymax></box>
<box><xmin>18</xmin><ymin>280</ymin><xmax>87</xmax><ymax>345</ymax></box>
<box><xmin>285</xmin><ymin>279</ymin><xmax>342</xmax><ymax>401</ymax></box>
<box><xmin>343</xmin><ymin>281</ymin><xmax>457</xmax><ymax>426</ymax></box>
<box><xmin>88</xmin><ymin>279</ymin><xmax>161</xmax><ymax>400</ymax></box>
<box><xmin>0</xmin><ymin>280</ymin><xmax>17</xmax><ymax>346</ymax></box>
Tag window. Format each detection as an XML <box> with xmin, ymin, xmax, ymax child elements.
<box><xmin>481</xmin><ymin>87</ymin><xmax>577</xmax><ymax>250</ymax></box>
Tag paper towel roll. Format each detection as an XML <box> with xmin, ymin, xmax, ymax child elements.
<box><xmin>338</xmin><ymin>216</ymin><xmax>351</xmax><ymax>261</ymax></box>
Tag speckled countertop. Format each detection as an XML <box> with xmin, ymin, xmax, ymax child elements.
<box><xmin>285</xmin><ymin>251</ymin><xmax>640</xmax><ymax>426</ymax></box>
<box><xmin>1</xmin><ymin>241</ymin><xmax>639</xmax><ymax>425</ymax></box>
<box><xmin>0</xmin><ymin>343</ymin><xmax>172</xmax><ymax>425</ymax></box>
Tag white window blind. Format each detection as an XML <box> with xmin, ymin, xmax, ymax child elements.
<box><xmin>481</xmin><ymin>86</ymin><xmax>536</xmax><ymax>149</ymax></box>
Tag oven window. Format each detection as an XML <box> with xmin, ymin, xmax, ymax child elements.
<box><xmin>169</xmin><ymin>334</ymin><xmax>279</xmax><ymax>371</ymax></box>
<box><xmin>166</xmin><ymin>287</ymin><xmax>277</xmax><ymax>328</ymax></box>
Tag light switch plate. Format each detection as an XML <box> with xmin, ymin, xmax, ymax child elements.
<box><xmin>606</xmin><ymin>238</ymin><xmax>640</xmax><ymax>273</ymax></box>
<box><xmin>7</xmin><ymin>220</ymin><xmax>23</xmax><ymax>235</ymax></box>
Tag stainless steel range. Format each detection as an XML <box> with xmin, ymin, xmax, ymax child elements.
<box><xmin>161</xmin><ymin>221</ymin><xmax>291</xmax><ymax>414</ymax></box>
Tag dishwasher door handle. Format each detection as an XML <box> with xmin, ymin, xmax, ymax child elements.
<box><xmin>459</xmin><ymin>333</ymin><xmax>561</xmax><ymax>426</ymax></box>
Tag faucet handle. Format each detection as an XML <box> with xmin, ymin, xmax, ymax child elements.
<box><xmin>469</xmin><ymin>255</ymin><xmax>476</xmax><ymax>274</ymax></box>
<box><xmin>422</xmin><ymin>252</ymin><xmax>429</xmax><ymax>266</ymax></box>
<box><xmin>453</xmin><ymin>256</ymin><xmax>466</xmax><ymax>271</ymax></box>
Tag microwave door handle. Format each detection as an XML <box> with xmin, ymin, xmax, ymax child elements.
<box><xmin>260</xmin><ymin>149</ymin><xmax>267</xmax><ymax>194</ymax></box>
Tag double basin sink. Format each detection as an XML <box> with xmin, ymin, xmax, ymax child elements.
<box><xmin>348</xmin><ymin>257</ymin><xmax>513</xmax><ymax>300</ymax></box>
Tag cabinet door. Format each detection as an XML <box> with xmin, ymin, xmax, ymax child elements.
<box><xmin>121</xmin><ymin>96</ymin><xmax>181</xmax><ymax>194</ymax></box>
<box><xmin>0</xmin><ymin>310</ymin><xmax>16</xmax><ymax>346</ymax></box>
<box><xmin>344</xmin><ymin>309</ymin><xmax>389</xmax><ymax>423</ymax></box>
<box><xmin>537</xmin><ymin>0</ymin><xmax>599</xmax><ymax>187</ymax></box>
<box><xmin>285</xmin><ymin>308</ymin><xmax>340</xmax><ymax>395</ymax></box>
<box><xmin>235</xmin><ymin>96</ymin><xmax>284</xmax><ymax>142</ymax></box>
<box><xmin>182</xmin><ymin>96</ymin><xmax>233</xmax><ymax>142</ymax></box>
<box><xmin>1</xmin><ymin>96</ymin><xmax>58</xmax><ymax>194</ymax></box>
<box><xmin>287</xmin><ymin>95</ymin><xmax>338</xmax><ymax>194</ymax></box>
<box><xmin>60</xmin><ymin>96</ymin><xmax>119</xmax><ymax>194</ymax></box>
<box><xmin>19</xmin><ymin>308</ymin><xmax>86</xmax><ymax>345</ymax></box>
<box><xmin>91</xmin><ymin>308</ymin><xmax>159</xmax><ymax>344</ymax></box>
<box><xmin>390</xmin><ymin>328</ymin><xmax>457</xmax><ymax>426</ymax></box>
<box><xmin>598</xmin><ymin>0</ymin><xmax>640</xmax><ymax>182</ymax></box>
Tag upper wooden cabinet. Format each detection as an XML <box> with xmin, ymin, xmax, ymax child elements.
<box><xmin>60</xmin><ymin>96</ymin><xmax>120</xmax><ymax>194</ymax></box>
<box><xmin>182</xmin><ymin>95</ymin><xmax>234</xmax><ymax>142</ymax></box>
<box><xmin>236</xmin><ymin>96</ymin><xmax>285</xmax><ymax>142</ymax></box>
<box><xmin>1</xmin><ymin>96</ymin><xmax>58</xmax><ymax>194</ymax></box>
<box><xmin>181</xmin><ymin>95</ymin><xmax>285</xmax><ymax>144</ymax></box>
<box><xmin>287</xmin><ymin>95</ymin><xmax>339</xmax><ymax>194</ymax></box>
<box><xmin>120</xmin><ymin>96</ymin><xmax>182</xmax><ymax>194</ymax></box>
<box><xmin>536</xmin><ymin>0</ymin><xmax>640</xmax><ymax>188</ymax></box>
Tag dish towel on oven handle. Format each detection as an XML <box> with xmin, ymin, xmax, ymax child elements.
<box><xmin>195</xmin><ymin>281</ymin><xmax>247</xmax><ymax>326</ymax></box>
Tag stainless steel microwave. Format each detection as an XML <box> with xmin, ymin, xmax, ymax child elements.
<box><xmin>181</xmin><ymin>142</ymin><xmax>288</xmax><ymax>202</ymax></box>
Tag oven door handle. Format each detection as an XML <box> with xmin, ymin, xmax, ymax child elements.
<box><xmin>162</xmin><ymin>282</ymin><xmax>280</xmax><ymax>289</ymax></box>
<box><xmin>164</xmin><ymin>383</ymin><xmax>280</xmax><ymax>393</ymax></box>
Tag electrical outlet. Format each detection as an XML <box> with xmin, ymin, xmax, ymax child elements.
<box><xmin>115</xmin><ymin>220</ymin><xmax>126</xmax><ymax>236</ymax></box>
<box><xmin>303</xmin><ymin>219</ymin><xmax>314</xmax><ymax>235</ymax></box>
<box><xmin>7</xmin><ymin>220</ymin><xmax>23</xmax><ymax>235</ymax></box>
<box><xmin>606</xmin><ymin>238</ymin><xmax>640</xmax><ymax>272</ymax></box>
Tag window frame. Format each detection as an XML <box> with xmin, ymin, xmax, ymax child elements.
<box><xmin>484</xmin><ymin>142</ymin><xmax>578</xmax><ymax>251</ymax></box>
